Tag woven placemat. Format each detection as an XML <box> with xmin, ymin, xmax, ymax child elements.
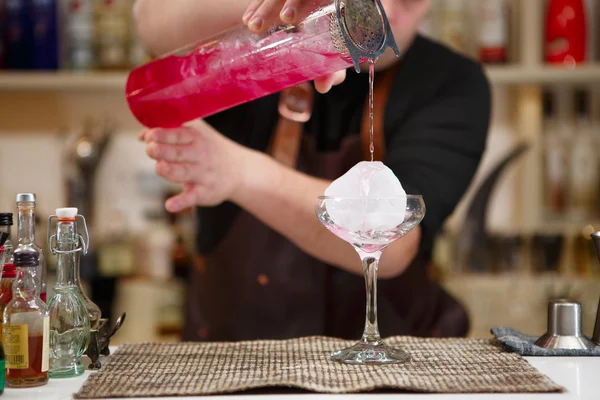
<box><xmin>75</xmin><ymin>336</ymin><xmax>562</xmax><ymax>398</ymax></box>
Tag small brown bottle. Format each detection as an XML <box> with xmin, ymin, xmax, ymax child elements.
<box><xmin>3</xmin><ymin>252</ymin><xmax>48</xmax><ymax>388</ymax></box>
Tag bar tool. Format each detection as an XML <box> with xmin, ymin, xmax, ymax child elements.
<box><xmin>535</xmin><ymin>299</ymin><xmax>596</xmax><ymax>349</ymax></box>
<box><xmin>457</xmin><ymin>143</ymin><xmax>529</xmax><ymax>272</ymax></box>
<box><xmin>589</xmin><ymin>232</ymin><xmax>600</xmax><ymax>345</ymax></box>
<box><xmin>86</xmin><ymin>312</ymin><xmax>126</xmax><ymax>369</ymax></box>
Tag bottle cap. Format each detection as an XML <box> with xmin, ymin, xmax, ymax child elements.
<box><xmin>16</xmin><ymin>193</ymin><xmax>36</xmax><ymax>203</ymax></box>
<box><xmin>13</xmin><ymin>251</ymin><xmax>39</xmax><ymax>267</ymax></box>
<box><xmin>0</xmin><ymin>213</ymin><xmax>13</xmax><ymax>226</ymax></box>
<box><xmin>56</xmin><ymin>207</ymin><xmax>78</xmax><ymax>219</ymax></box>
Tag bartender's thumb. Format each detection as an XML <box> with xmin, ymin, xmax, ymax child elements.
<box><xmin>165</xmin><ymin>183</ymin><xmax>198</xmax><ymax>213</ymax></box>
<box><xmin>314</xmin><ymin>70</ymin><xmax>346</xmax><ymax>94</ymax></box>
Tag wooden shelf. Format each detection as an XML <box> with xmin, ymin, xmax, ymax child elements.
<box><xmin>0</xmin><ymin>65</ymin><xmax>600</xmax><ymax>92</ymax></box>
<box><xmin>486</xmin><ymin>64</ymin><xmax>600</xmax><ymax>85</ymax></box>
<box><xmin>0</xmin><ymin>71</ymin><xmax>127</xmax><ymax>91</ymax></box>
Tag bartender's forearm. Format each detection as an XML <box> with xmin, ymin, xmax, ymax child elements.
<box><xmin>133</xmin><ymin>0</ymin><xmax>251</xmax><ymax>55</ymax></box>
<box><xmin>231</xmin><ymin>150</ymin><xmax>421</xmax><ymax>278</ymax></box>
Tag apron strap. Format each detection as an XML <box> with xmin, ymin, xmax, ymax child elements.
<box><xmin>268</xmin><ymin>62</ymin><xmax>400</xmax><ymax>166</ymax></box>
<box><xmin>267</xmin><ymin>83</ymin><xmax>314</xmax><ymax>168</ymax></box>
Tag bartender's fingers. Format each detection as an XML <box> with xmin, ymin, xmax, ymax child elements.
<box><xmin>165</xmin><ymin>185</ymin><xmax>200</xmax><ymax>213</ymax></box>
<box><xmin>155</xmin><ymin>161</ymin><xmax>198</xmax><ymax>183</ymax></box>
<box><xmin>279</xmin><ymin>0</ymin><xmax>304</xmax><ymax>23</ymax></box>
<box><xmin>146</xmin><ymin>142</ymin><xmax>197</xmax><ymax>163</ymax></box>
<box><xmin>245</xmin><ymin>0</ymin><xmax>326</xmax><ymax>31</ymax></box>
<box><xmin>243</xmin><ymin>0</ymin><xmax>264</xmax><ymax>24</ymax></box>
<box><xmin>245</xmin><ymin>0</ymin><xmax>281</xmax><ymax>32</ymax></box>
<box><xmin>143</xmin><ymin>127</ymin><xmax>196</xmax><ymax>145</ymax></box>
<box><xmin>313</xmin><ymin>69</ymin><xmax>347</xmax><ymax>93</ymax></box>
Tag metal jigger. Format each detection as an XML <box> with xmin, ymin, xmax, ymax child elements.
<box><xmin>535</xmin><ymin>299</ymin><xmax>596</xmax><ymax>349</ymax></box>
<box><xmin>590</xmin><ymin>232</ymin><xmax>600</xmax><ymax>345</ymax></box>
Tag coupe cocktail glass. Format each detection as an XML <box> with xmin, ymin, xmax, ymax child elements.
<box><xmin>315</xmin><ymin>195</ymin><xmax>425</xmax><ymax>364</ymax></box>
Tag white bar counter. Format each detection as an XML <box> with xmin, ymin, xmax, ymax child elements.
<box><xmin>3</xmin><ymin>356</ymin><xmax>599</xmax><ymax>400</ymax></box>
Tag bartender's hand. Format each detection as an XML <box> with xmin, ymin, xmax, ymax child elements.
<box><xmin>243</xmin><ymin>0</ymin><xmax>346</xmax><ymax>93</ymax></box>
<box><xmin>140</xmin><ymin>120</ymin><xmax>250</xmax><ymax>213</ymax></box>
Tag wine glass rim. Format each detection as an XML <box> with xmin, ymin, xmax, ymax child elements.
<box><xmin>318</xmin><ymin>195</ymin><xmax>423</xmax><ymax>200</ymax></box>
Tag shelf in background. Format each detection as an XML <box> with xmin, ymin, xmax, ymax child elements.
<box><xmin>486</xmin><ymin>64</ymin><xmax>600</xmax><ymax>85</ymax></box>
<box><xmin>0</xmin><ymin>65</ymin><xmax>599</xmax><ymax>92</ymax></box>
<box><xmin>0</xmin><ymin>71</ymin><xmax>127</xmax><ymax>91</ymax></box>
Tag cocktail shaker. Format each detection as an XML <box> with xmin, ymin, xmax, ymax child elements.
<box><xmin>125</xmin><ymin>0</ymin><xmax>399</xmax><ymax>128</ymax></box>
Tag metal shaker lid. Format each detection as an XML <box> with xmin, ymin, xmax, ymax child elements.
<box><xmin>332</xmin><ymin>0</ymin><xmax>399</xmax><ymax>72</ymax></box>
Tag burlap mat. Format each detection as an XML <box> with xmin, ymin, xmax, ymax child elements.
<box><xmin>75</xmin><ymin>336</ymin><xmax>562</xmax><ymax>398</ymax></box>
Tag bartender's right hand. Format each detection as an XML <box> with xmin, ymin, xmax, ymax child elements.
<box><xmin>243</xmin><ymin>0</ymin><xmax>346</xmax><ymax>94</ymax></box>
<box><xmin>140</xmin><ymin>120</ymin><xmax>256</xmax><ymax>213</ymax></box>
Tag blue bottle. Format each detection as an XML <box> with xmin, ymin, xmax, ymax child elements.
<box><xmin>4</xmin><ymin>0</ymin><xmax>33</xmax><ymax>69</ymax></box>
<box><xmin>30</xmin><ymin>0</ymin><xmax>58</xmax><ymax>70</ymax></box>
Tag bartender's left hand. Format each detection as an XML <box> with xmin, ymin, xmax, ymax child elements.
<box><xmin>242</xmin><ymin>0</ymin><xmax>346</xmax><ymax>94</ymax></box>
<box><xmin>140</xmin><ymin>120</ymin><xmax>249</xmax><ymax>213</ymax></box>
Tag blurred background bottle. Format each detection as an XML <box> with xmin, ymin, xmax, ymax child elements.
<box><xmin>31</xmin><ymin>0</ymin><xmax>58</xmax><ymax>70</ymax></box>
<box><xmin>568</xmin><ymin>90</ymin><xmax>598</xmax><ymax>220</ymax></box>
<box><xmin>93</xmin><ymin>0</ymin><xmax>129</xmax><ymax>70</ymax></box>
<box><xmin>59</xmin><ymin>0</ymin><xmax>94</xmax><ymax>70</ymax></box>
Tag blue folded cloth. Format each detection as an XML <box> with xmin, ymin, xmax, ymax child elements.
<box><xmin>491</xmin><ymin>326</ymin><xmax>600</xmax><ymax>356</ymax></box>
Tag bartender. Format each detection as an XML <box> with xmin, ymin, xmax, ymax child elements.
<box><xmin>133</xmin><ymin>0</ymin><xmax>491</xmax><ymax>341</ymax></box>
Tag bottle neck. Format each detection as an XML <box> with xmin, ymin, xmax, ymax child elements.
<box><xmin>14</xmin><ymin>266</ymin><xmax>38</xmax><ymax>299</ymax></box>
<box><xmin>17</xmin><ymin>203</ymin><xmax>36</xmax><ymax>246</ymax></box>
<box><xmin>55</xmin><ymin>220</ymin><xmax>80</xmax><ymax>287</ymax></box>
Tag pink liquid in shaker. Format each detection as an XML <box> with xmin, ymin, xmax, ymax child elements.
<box><xmin>126</xmin><ymin>28</ymin><xmax>355</xmax><ymax>128</ymax></box>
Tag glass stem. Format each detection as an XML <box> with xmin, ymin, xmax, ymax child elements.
<box><xmin>359</xmin><ymin>249</ymin><xmax>382</xmax><ymax>344</ymax></box>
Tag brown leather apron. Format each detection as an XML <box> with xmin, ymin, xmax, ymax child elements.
<box><xmin>183</xmin><ymin>64</ymin><xmax>469</xmax><ymax>342</ymax></box>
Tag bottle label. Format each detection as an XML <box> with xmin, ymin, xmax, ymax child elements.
<box><xmin>41</xmin><ymin>316</ymin><xmax>49</xmax><ymax>372</ymax></box>
<box><xmin>4</xmin><ymin>324</ymin><xmax>28</xmax><ymax>369</ymax></box>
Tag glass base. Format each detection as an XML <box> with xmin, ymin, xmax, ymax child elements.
<box><xmin>6</xmin><ymin>375</ymin><xmax>49</xmax><ymax>387</ymax></box>
<box><xmin>49</xmin><ymin>359</ymin><xmax>85</xmax><ymax>378</ymax></box>
<box><xmin>330</xmin><ymin>340</ymin><xmax>411</xmax><ymax>364</ymax></box>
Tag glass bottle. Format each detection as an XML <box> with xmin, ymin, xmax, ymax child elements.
<box><xmin>569</xmin><ymin>90</ymin><xmax>598</xmax><ymax>219</ymax></box>
<box><xmin>438</xmin><ymin>0</ymin><xmax>467</xmax><ymax>55</ymax></box>
<box><xmin>13</xmin><ymin>194</ymin><xmax>46</xmax><ymax>302</ymax></box>
<box><xmin>3</xmin><ymin>251</ymin><xmax>49</xmax><ymax>388</ymax></box>
<box><xmin>93</xmin><ymin>0</ymin><xmax>130</xmax><ymax>70</ymax></box>
<box><xmin>0</xmin><ymin>213</ymin><xmax>13</xmax><ymax>259</ymax></box>
<box><xmin>60</xmin><ymin>0</ymin><xmax>95</xmax><ymax>70</ymax></box>
<box><xmin>48</xmin><ymin>210</ymin><xmax>101</xmax><ymax>330</ymax></box>
<box><xmin>31</xmin><ymin>0</ymin><xmax>59</xmax><ymax>70</ymax></box>
<box><xmin>0</xmin><ymin>213</ymin><xmax>14</xmax><ymax>344</ymax></box>
<box><xmin>47</xmin><ymin>208</ymin><xmax>90</xmax><ymax>378</ymax></box>
<box><xmin>0</xmin><ymin>337</ymin><xmax>5</xmax><ymax>395</ymax></box>
<box><xmin>0</xmin><ymin>262</ymin><xmax>16</xmax><ymax>346</ymax></box>
<box><xmin>477</xmin><ymin>0</ymin><xmax>508</xmax><ymax>64</ymax></box>
<box><xmin>542</xmin><ymin>90</ymin><xmax>569</xmax><ymax>217</ymax></box>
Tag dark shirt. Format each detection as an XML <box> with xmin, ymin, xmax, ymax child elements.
<box><xmin>198</xmin><ymin>35</ymin><xmax>491</xmax><ymax>257</ymax></box>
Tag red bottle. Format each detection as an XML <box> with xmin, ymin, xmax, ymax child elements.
<box><xmin>544</xmin><ymin>0</ymin><xmax>588</xmax><ymax>65</ymax></box>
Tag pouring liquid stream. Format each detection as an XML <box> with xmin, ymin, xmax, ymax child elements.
<box><xmin>368</xmin><ymin>59</ymin><xmax>377</xmax><ymax>162</ymax></box>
